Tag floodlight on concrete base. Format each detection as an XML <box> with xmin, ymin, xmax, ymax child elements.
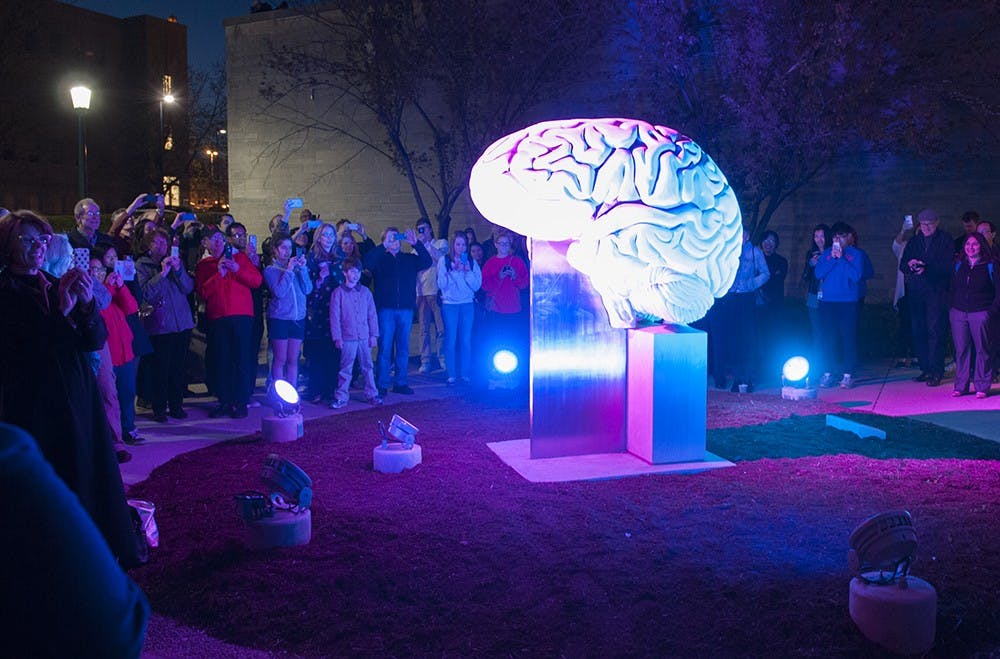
<box><xmin>261</xmin><ymin>379</ymin><xmax>303</xmax><ymax>442</ymax></box>
<box><xmin>373</xmin><ymin>414</ymin><xmax>422</xmax><ymax>473</ymax></box>
<box><xmin>781</xmin><ymin>356</ymin><xmax>817</xmax><ymax>401</ymax></box>
<box><xmin>847</xmin><ymin>510</ymin><xmax>936</xmax><ymax>655</ymax></box>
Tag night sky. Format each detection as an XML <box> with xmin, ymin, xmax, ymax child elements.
<box><xmin>70</xmin><ymin>0</ymin><xmax>254</xmax><ymax>71</ymax></box>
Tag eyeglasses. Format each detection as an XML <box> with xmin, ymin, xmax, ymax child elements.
<box><xmin>496</xmin><ymin>241</ymin><xmax>511</xmax><ymax>246</ymax></box>
<box><xmin>83</xmin><ymin>210</ymin><xmax>100</xmax><ymax>218</ymax></box>
<box><xmin>18</xmin><ymin>234</ymin><xmax>52</xmax><ymax>248</ymax></box>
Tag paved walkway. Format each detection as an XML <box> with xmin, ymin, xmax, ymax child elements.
<box><xmin>762</xmin><ymin>359</ymin><xmax>1000</xmax><ymax>444</ymax></box>
<box><xmin>122</xmin><ymin>359</ymin><xmax>1000</xmax><ymax>487</ymax></box>
<box><xmin>120</xmin><ymin>371</ymin><xmax>455</xmax><ymax>486</ymax></box>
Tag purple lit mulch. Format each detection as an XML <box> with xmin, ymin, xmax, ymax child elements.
<box><xmin>131</xmin><ymin>393</ymin><xmax>1000</xmax><ymax>657</ymax></box>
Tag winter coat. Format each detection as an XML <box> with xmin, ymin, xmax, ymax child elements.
<box><xmin>136</xmin><ymin>255</ymin><xmax>195</xmax><ymax>335</ymax></box>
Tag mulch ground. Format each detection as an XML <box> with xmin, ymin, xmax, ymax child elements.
<box><xmin>131</xmin><ymin>392</ymin><xmax>1000</xmax><ymax>658</ymax></box>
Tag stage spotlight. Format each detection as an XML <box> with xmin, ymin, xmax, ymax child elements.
<box><xmin>493</xmin><ymin>349</ymin><xmax>518</xmax><ymax>374</ymax></box>
<box><xmin>847</xmin><ymin>511</ymin><xmax>936</xmax><ymax>655</ymax></box>
<box><xmin>268</xmin><ymin>379</ymin><xmax>300</xmax><ymax>417</ymax></box>
<box><xmin>781</xmin><ymin>355</ymin><xmax>816</xmax><ymax>400</ymax></box>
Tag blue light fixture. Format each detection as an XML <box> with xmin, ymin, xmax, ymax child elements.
<box><xmin>781</xmin><ymin>356</ymin><xmax>816</xmax><ymax>400</ymax></box>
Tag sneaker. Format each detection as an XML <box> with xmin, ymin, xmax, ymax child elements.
<box><xmin>926</xmin><ymin>375</ymin><xmax>942</xmax><ymax>387</ymax></box>
<box><xmin>248</xmin><ymin>400</ymin><xmax>262</xmax><ymax>408</ymax></box>
<box><xmin>366</xmin><ymin>396</ymin><xmax>383</xmax><ymax>406</ymax></box>
<box><xmin>839</xmin><ymin>374</ymin><xmax>853</xmax><ymax>389</ymax></box>
<box><xmin>952</xmin><ymin>389</ymin><xmax>966</xmax><ymax>397</ymax></box>
<box><xmin>116</xmin><ymin>449</ymin><xmax>132</xmax><ymax>463</ymax></box>
<box><xmin>124</xmin><ymin>430</ymin><xmax>145</xmax><ymax>446</ymax></box>
<box><xmin>460</xmin><ymin>376</ymin><xmax>471</xmax><ymax>384</ymax></box>
<box><xmin>819</xmin><ymin>373</ymin><xmax>834</xmax><ymax>388</ymax></box>
<box><xmin>976</xmin><ymin>391</ymin><xmax>989</xmax><ymax>399</ymax></box>
<box><xmin>151</xmin><ymin>412</ymin><xmax>168</xmax><ymax>423</ymax></box>
<box><xmin>136</xmin><ymin>398</ymin><xmax>152</xmax><ymax>410</ymax></box>
<box><xmin>392</xmin><ymin>384</ymin><xmax>415</xmax><ymax>395</ymax></box>
<box><xmin>329</xmin><ymin>399</ymin><xmax>348</xmax><ymax>409</ymax></box>
<box><xmin>231</xmin><ymin>406</ymin><xmax>249</xmax><ymax>419</ymax></box>
<box><xmin>446</xmin><ymin>377</ymin><xmax>457</xmax><ymax>386</ymax></box>
<box><xmin>418</xmin><ymin>364</ymin><xmax>432</xmax><ymax>374</ymax></box>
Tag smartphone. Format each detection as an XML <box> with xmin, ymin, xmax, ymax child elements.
<box><xmin>115</xmin><ymin>258</ymin><xmax>136</xmax><ymax>282</ymax></box>
<box><xmin>72</xmin><ymin>247</ymin><xmax>90</xmax><ymax>272</ymax></box>
<box><xmin>460</xmin><ymin>252</ymin><xmax>468</xmax><ymax>265</ymax></box>
<box><xmin>223</xmin><ymin>243</ymin><xmax>233</xmax><ymax>259</ymax></box>
<box><xmin>170</xmin><ymin>245</ymin><xmax>179</xmax><ymax>259</ymax></box>
<box><xmin>248</xmin><ymin>234</ymin><xmax>258</xmax><ymax>251</ymax></box>
<box><xmin>347</xmin><ymin>223</ymin><xmax>359</xmax><ymax>231</ymax></box>
<box><xmin>904</xmin><ymin>214</ymin><xmax>913</xmax><ymax>230</ymax></box>
<box><xmin>287</xmin><ymin>197</ymin><xmax>304</xmax><ymax>209</ymax></box>
<box><xmin>296</xmin><ymin>246</ymin><xmax>305</xmax><ymax>257</ymax></box>
<box><xmin>179</xmin><ymin>212</ymin><xmax>196</xmax><ymax>222</ymax></box>
<box><xmin>393</xmin><ymin>232</ymin><xmax>405</xmax><ymax>241</ymax></box>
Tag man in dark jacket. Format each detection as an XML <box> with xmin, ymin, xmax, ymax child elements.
<box><xmin>364</xmin><ymin>226</ymin><xmax>432</xmax><ymax>396</ymax></box>
<box><xmin>899</xmin><ymin>209</ymin><xmax>954</xmax><ymax>386</ymax></box>
<box><xmin>68</xmin><ymin>198</ymin><xmax>114</xmax><ymax>250</ymax></box>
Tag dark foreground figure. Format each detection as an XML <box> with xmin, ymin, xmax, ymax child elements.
<box><xmin>0</xmin><ymin>423</ymin><xmax>149</xmax><ymax>658</ymax></box>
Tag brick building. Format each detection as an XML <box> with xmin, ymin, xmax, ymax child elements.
<box><xmin>0</xmin><ymin>2</ymin><xmax>188</xmax><ymax>214</ymax></box>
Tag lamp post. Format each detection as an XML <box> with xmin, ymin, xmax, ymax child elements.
<box><xmin>158</xmin><ymin>93</ymin><xmax>176</xmax><ymax>195</ymax></box>
<box><xmin>70</xmin><ymin>86</ymin><xmax>92</xmax><ymax>198</ymax></box>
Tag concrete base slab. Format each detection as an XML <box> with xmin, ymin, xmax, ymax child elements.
<box><xmin>487</xmin><ymin>438</ymin><xmax>733</xmax><ymax>483</ymax></box>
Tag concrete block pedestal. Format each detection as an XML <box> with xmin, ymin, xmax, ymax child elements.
<box><xmin>373</xmin><ymin>444</ymin><xmax>422</xmax><ymax>473</ymax></box>
<box><xmin>261</xmin><ymin>414</ymin><xmax>303</xmax><ymax>443</ymax></box>
<box><xmin>244</xmin><ymin>509</ymin><xmax>311</xmax><ymax>550</ymax></box>
<box><xmin>849</xmin><ymin>576</ymin><xmax>936</xmax><ymax>655</ymax></box>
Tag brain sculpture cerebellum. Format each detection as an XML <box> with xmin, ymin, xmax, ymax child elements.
<box><xmin>469</xmin><ymin>118</ymin><xmax>743</xmax><ymax>328</ymax></box>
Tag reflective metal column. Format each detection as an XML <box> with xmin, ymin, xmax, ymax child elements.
<box><xmin>529</xmin><ymin>239</ymin><xmax>627</xmax><ymax>458</ymax></box>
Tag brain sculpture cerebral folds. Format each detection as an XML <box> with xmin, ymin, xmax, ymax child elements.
<box><xmin>469</xmin><ymin>118</ymin><xmax>743</xmax><ymax>328</ymax></box>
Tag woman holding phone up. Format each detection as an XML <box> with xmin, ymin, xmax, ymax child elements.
<box><xmin>437</xmin><ymin>231</ymin><xmax>482</xmax><ymax>385</ymax></box>
<box><xmin>304</xmin><ymin>222</ymin><xmax>344</xmax><ymax>403</ymax></box>
<box><xmin>264</xmin><ymin>233</ymin><xmax>312</xmax><ymax>390</ymax></box>
<box><xmin>136</xmin><ymin>229</ymin><xmax>195</xmax><ymax>422</ymax></box>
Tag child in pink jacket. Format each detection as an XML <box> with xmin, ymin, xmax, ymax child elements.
<box><xmin>329</xmin><ymin>258</ymin><xmax>381</xmax><ymax>408</ymax></box>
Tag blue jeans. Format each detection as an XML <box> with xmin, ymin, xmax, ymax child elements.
<box><xmin>819</xmin><ymin>300</ymin><xmax>858</xmax><ymax>375</ymax></box>
<box><xmin>442</xmin><ymin>303</ymin><xmax>474</xmax><ymax>379</ymax></box>
<box><xmin>377</xmin><ymin>308</ymin><xmax>414</xmax><ymax>389</ymax></box>
<box><xmin>113</xmin><ymin>358</ymin><xmax>138</xmax><ymax>434</ymax></box>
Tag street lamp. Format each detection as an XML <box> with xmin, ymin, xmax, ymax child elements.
<box><xmin>205</xmin><ymin>149</ymin><xmax>219</xmax><ymax>179</ymax></box>
<box><xmin>158</xmin><ymin>94</ymin><xmax>176</xmax><ymax>195</ymax></box>
<box><xmin>70</xmin><ymin>85</ymin><xmax>92</xmax><ymax>198</ymax></box>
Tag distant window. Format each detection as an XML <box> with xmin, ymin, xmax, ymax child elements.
<box><xmin>163</xmin><ymin>178</ymin><xmax>180</xmax><ymax>207</ymax></box>
<box><xmin>164</xmin><ymin>132</ymin><xmax>174</xmax><ymax>151</ymax></box>
<box><xmin>162</xmin><ymin>75</ymin><xmax>172</xmax><ymax>95</ymax></box>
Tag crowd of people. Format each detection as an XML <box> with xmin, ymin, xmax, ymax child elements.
<box><xmin>708</xmin><ymin>208</ymin><xmax>998</xmax><ymax>398</ymax></box>
<box><xmin>0</xmin><ymin>196</ymin><xmax>533</xmax><ymax>458</ymax></box>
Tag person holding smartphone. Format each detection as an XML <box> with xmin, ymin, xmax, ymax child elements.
<box><xmin>195</xmin><ymin>227</ymin><xmax>263</xmax><ymax>418</ymax></box>
<box><xmin>814</xmin><ymin>222</ymin><xmax>864</xmax><ymax>389</ymax></box>
<box><xmin>303</xmin><ymin>223</ymin><xmax>344</xmax><ymax>403</ymax></box>
<box><xmin>899</xmin><ymin>209</ymin><xmax>954</xmax><ymax>387</ymax></box>
<box><xmin>264</xmin><ymin>233</ymin><xmax>312</xmax><ymax>391</ymax></box>
<box><xmin>136</xmin><ymin>228</ymin><xmax>195</xmax><ymax>422</ymax></box>
<box><xmin>363</xmin><ymin>226</ymin><xmax>432</xmax><ymax>396</ymax></box>
<box><xmin>437</xmin><ymin>231</ymin><xmax>482</xmax><ymax>385</ymax></box>
<box><xmin>480</xmin><ymin>231</ymin><xmax>530</xmax><ymax>386</ymax></box>
<box><xmin>414</xmin><ymin>218</ymin><xmax>448</xmax><ymax>374</ymax></box>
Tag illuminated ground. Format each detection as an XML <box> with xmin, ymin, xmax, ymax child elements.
<box><xmin>131</xmin><ymin>393</ymin><xmax>1000</xmax><ymax>658</ymax></box>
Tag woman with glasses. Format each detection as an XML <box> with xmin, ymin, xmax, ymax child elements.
<box><xmin>0</xmin><ymin>210</ymin><xmax>142</xmax><ymax>567</ymax></box>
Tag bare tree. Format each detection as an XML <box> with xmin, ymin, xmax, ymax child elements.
<box><xmin>628</xmin><ymin>0</ymin><xmax>1000</xmax><ymax>238</ymax></box>
<box><xmin>257</xmin><ymin>0</ymin><xmax>613</xmax><ymax>236</ymax></box>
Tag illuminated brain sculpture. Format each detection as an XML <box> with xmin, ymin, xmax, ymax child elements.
<box><xmin>469</xmin><ymin>118</ymin><xmax>743</xmax><ymax>328</ymax></box>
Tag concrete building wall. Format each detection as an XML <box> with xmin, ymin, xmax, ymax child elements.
<box><xmin>225</xmin><ymin>9</ymin><xmax>1000</xmax><ymax>304</ymax></box>
<box><xmin>225</xmin><ymin>9</ymin><xmax>483</xmax><ymax>240</ymax></box>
